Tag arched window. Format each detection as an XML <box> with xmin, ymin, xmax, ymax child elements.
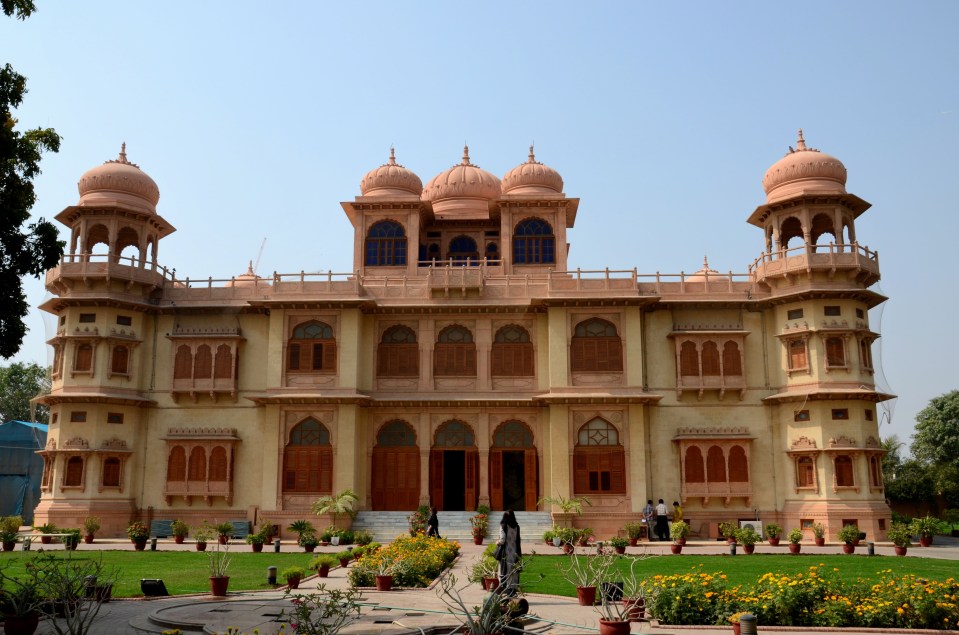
<box><xmin>485</xmin><ymin>242</ymin><xmax>498</xmax><ymax>261</ymax></box>
<box><xmin>102</xmin><ymin>457</ymin><xmax>121</xmax><ymax>487</ymax></box>
<box><xmin>780</xmin><ymin>216</ymin><xmax>803</xmax><ymax>250</ymax></box>
<box><xmin>64</xmin><ymin>456</ymin><xmax>84</xmax><ymax>487</ymax></box>
<box><xmin>728</xmin><ymin>445</ymin><xmax>749</xmax><ymax>482</ymax></box>
<box><xmin>194</xmin><ymin>344</ymin><xmax>213</xmax><ymax>379</ymax></box>
<box><xmin>797</xmin><ymin>456</ymin><xmax>815</xmax><ymax>487</ymax></box>
<box><xmin>377</xmin><ymin>325</ymin><xmax>419</xmax><ymax>377</ymax></box>
<box><xmin>706</xmin><ymin>446</ymin><xmax>726</xmax><ymax>483</ymax></box>
<box><xmin>571</xmin><ymin>318</ymin><xmax>623</xmax><ymax>372</ymax></box>
<box><xmin>365</xmin><ymin>220</ymin><xmax>407</xmax><ymax>266</ymax></box>
<box><xmin>214</xmin><ymin>345</ymin><xmax>233</xmax><ymax>379</ymax></box>
<box><xmin>835</xmin><ymin>455</ymin><xmax>854</xmax><ymax>487</ymax></box>
<box><xmin>448</xmin><ymin>235</ymin><xmax>479</xmax><ymax>264</ymax></box>
<box><xmin>188</xmin><ymin>447</ymin><xmax>206</xmax><ymax>481</ymax></box>
<box><xmin>74</xmin><ymin>343</ymin><xmax>93</xmax><ymax>372</ymax></box>
<box><xmin>810</xmin><ymin>213</ymin><xmax>836</xmax><ymax>248</ymax></box>
<box><xmin>288</xmin><ymin>321</ymin><xmax>337</xmax><ymax>373</ymax></box>
<box><xmin>723</xmin><ymin>341</ymin><xmax>743</xmax><ymax>376</ymax></box>
<box><xmin>376</xmin><ymin>420</ymin><xmax>417</xmax><ymax>447</ymax></box>
<box><xmin>869</xmin><ymin>455</ymin><xmax>882</xmax><ymax>488</ymax></box>
<box><xmin>513</xmin><ymin>218</ymin><xmax>555</xmax><ymax>264</ymax></box>
<box><xmin>111</xmin><ymin>345</ymin><xmax>129</xmax><ymax>375</ymax></box>
<box><xmin>174</xmin><ymin>345</ymin><xmax>192</xmax><ymax>379</ymax></box>
<box><xmin>434</xmin><ymin>325</ymin><xmax>476</xmax><ymax>376</ymax></box>
<box><xmin>684</xmin><ymin>447</ymin><xmax>705</xmax><ymax>483</ymax></box>
<box><xmin>283</xmin><ymin>418</ymin><xmax>333</xmax><ymax>493</ymax></box>
<box><xmin>493</xmin><ymin>420</ymin><xmax>534</xmax><ymax>448</ymax></box>
<box><xmin>209</xmin><ymin>447</ymin><xmax>229</xmax><ymax>481</ymax></box>
<box><xmin>573</xmin><ymin>418</ymin><xmax>625</xmax><ymax>494</ymax></box>
<box><xmin>679</xmin><ymin>341</ymin><xmax>699</xmax><ymax>376</ymax></box>
<box><xmin>702</xmin><ymin>341</ymin><xmax>721</xmax><ymax>376</ymax></box>
<box><xmin>825</xmin><ymin>337</ymin><xmax>846</xmax><ymax>367</ymax></box>
<box><xmin>435</xmin><ymin>420</ymin><xmax>475</xmax><ymax>447</ymax></box>
<box><xmin>491</xmin><ymin>325</ymin><xmax>534</xmax><ymax>376</ymax></box>
<box><xmin>788</xmin><ymin>339</ymin><xmax>807</xmax><ymax>370</ymax></box>
<box><xmin>372</xmin><ymin>421</ymin><xmax>419</xmax><ymax>511</ymax></box>
<box><xmin>167</xmin><ymin>446</ymin><xmax>186</xmax><ymax>481</ymax></box>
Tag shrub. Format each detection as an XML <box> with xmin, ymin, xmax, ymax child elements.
<box><xmin>670</xmin><ymin>521</ymin><xmax>691</xmax><ymax>541</ymax></box>
<box><xmin>735</xmin><ymin>526</ymin><xmax>760</xmax><ymax>546</ymax></box>
<box><xmin>887</xmin><ymin>522</ymin><xmax>912</xmax><ymax>547</ymax></box>
<box><xmin>170</xmin><ymin>519</ymin><xmax>190</xmax><ymax>538</ymax></box>
<box><xmin>608</xmin><ymin>535</ymin><xmax>629</xmax><ymax>549</ymax></box>
<box><xmin>126</xmin><ymin>521</ymin><xmax>149</xmax><ymax>541</ymax></box>
<box><xmin>787</xmin><ymin>528</ymin><xmax>803</xmax><ymax>544</ymax></box>
<box><xmin>354</xmin><ymin>529</ymin><xmax>373</xmax><ymax>545</ymax></box>
<box><xmin>309</xmin><ymin>554</ymin><xmax>338</xmax><ymax>570</ymax></box>
<box><xmin>624</xmin><ymin>521</ymin><xmax>645</xmax><ymax>540</ymax></box>
<box><xmin>83</xmin><ymin>516</ymin><xmax>101</xmax><ymax>535</ymax></box>
<box><xmin>764</xmin><ymin>523</ymin><xmax>782</xmax><ymax>539</ymax></box>
<box><xmin>837</xmin><ymin>524</ymin><xmax>860</xmax><ymax>544</ymax></box>
<box><xmin>811</xmin><ymin>522</ymin><xmax>826</xmax><ymax>539</ymax></box>
<box><xmin>910</xmin><ymin>515</ymin><xmax>939</xmax><ymax>538</ymax></box>
<box><xmin>347</xmin><ymin>534</ymin><xmax>459</xmax><ymax>588</ymax></box>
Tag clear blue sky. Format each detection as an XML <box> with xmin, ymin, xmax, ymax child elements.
<box><xmin>4</xmin><ymin>1</ymin><xmax>957</xmax><ymax>448</ymax></box>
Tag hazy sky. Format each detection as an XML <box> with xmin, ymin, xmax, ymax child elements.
<box><xmin>4</xmin><ymin>1</ymin><xmax>957</xmax><ymax>448</ymax></box>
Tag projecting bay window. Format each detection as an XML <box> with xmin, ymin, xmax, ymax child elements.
<box><xmin>670</xmin><ymin>332</ymin><xmax>747</xmax><ymax>399</ymax></box>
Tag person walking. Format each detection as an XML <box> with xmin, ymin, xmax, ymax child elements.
<box><xmin>655</xmin><ymin>499</ymin><xmax>669</xmax><ymax>541</ymax></box>
<box><xmin>426</xmin><ymin>506</ymin><xmax>439</xmax><ymax>538</ymax></box>
<box><xmin>496</xmin><ymin>510</ymin><xmax>522</xmax><ymax>596</ymax></box>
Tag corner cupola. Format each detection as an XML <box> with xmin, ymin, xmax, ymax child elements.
<box><xmin>359</xmin><ymin>148</ymin><xmax>423</xmax><ymax>197</ymax></box>
<box><xmin>77</xmin><ymin>143</ymin><xmax>161</xmax><ymax>214</ymax></box>
<box><xmin>761</xmin><ymin>130</ymin><xmax>847</xmax><ymax>205</ymax></box>
<box><xmin>502</xmin><ymin>145</ymin><xmax>564</xmax><ymax>195</ymax></box>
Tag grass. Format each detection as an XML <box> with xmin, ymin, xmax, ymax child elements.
<box><xmin>520</xmin><ymin>553</ymin><xmax>959</xmax><ymax>596</ymax></box>
<box><xmin>0</xmin><ymin>550</ymin><xmax>320</xmax><ymax>597</ymax></box>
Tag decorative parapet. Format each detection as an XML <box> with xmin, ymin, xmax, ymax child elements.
<box><xmin>674</xmin><ymin>426</ymin><xmax>752</xmax><ymax>438</ymax></box>
<box><xmin>790</xmin><ymin>436</ymin><xmax>818</xmax><ymax>450</ymax></box>
<box><xmin>170</xmin><ymin>327</ymin><xmax>242</xmax><ymax>338</ymax></box>
<box><xmin>99</xmin><ymin>438</ymin><xmax>130</xmax><ymax>451</ymax></box>
<box><xmin>829</xmin><ymin>435</ymin><xmax>858</xmax><ymax>448</ymax></box>
<box><xmin>63</xmin><ymin>436</ymin><xmax>90</xmax><ymax>450</ymax></box>
<box><xmin>164</xmin><ymin>427</ymin><xmax>239</xmax><ymax>438</ymax></box>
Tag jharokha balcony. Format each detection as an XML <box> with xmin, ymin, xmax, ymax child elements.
<box><xmin>749</xmin><ymin>242</ymin><xmax>880</xmax><ymax>287</ymax></box>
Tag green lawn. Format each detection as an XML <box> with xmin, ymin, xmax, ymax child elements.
<box><xmin>0</xmin><ymin>551</ymin><xmax>320</xmax><ymax>597</ymax></box>
<box><xmin>520</xmin><ymin>553</ymin><xmax>959</xmax><ymax>596</ymax></box>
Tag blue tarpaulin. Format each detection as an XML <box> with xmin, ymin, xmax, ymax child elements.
<box><xmin>0</xmin><ymin>420</ymin><xmax>47</xmax><ymax>523</ymax></box>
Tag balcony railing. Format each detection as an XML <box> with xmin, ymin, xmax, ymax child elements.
<box><xmin>749</xmin><ymin>242</ymin><xmax>879</xmax><ymax>281</ymax></box>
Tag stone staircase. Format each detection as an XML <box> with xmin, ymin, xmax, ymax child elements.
<box><xmin>351</xmin><ymin>510</ymin><xmax>554</xmax><ymax>543</ymax></box>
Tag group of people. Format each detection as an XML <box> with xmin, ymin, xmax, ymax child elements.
<box><xmin>424</xmin><ymin>506</ymin><xmax>522</xmax><ymax>596</ymax></box>
<box><xmin>643</xmin><ymin>498</ymin><xmax>683</xmax><ymax>541</ymax></box>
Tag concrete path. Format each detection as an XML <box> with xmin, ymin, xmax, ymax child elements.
<box><xmin>12</xmin><ymin>535</ymin><xmax>959</xmax><ymax>634</ymax></box>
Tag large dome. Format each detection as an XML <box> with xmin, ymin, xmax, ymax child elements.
<box><xmin>77</xmin><ymin>144</ymin><xmax>160</xmax><ymax>213</ymax></box>
<box><xmin>762</xmin><ymin>130</ymin><xmax>847</xmax><ymax>204</ymax></box>
<box><xmin>359</xmin><ymin>148</ymin><xmax>422</xmax><ymax>196</ymax></box>
<box><xmin>422</xmin><ymin>146</ymin><xmax>501</xmax><ymax>218</ymax></box>
<box><xmin>502</xmin><ymin>146</ymin><xmax>564</xmax><ymax>194</ymax></box>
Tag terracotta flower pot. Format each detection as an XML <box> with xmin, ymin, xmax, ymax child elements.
<box><xmin>894</xmin><ymin>545</ymin><xmax>908</xmax><ymax>556</ymax></box>
<box><xmin>2</xmin><ymin>541</ymin><xmax>15</xmax><ymax>552</ymax></box>
<box><xmin>624</xmin><ymin>596</ymin><xmax>645</xmax><ymax>621</ymax></box>
<box><xmin>84</xmin><ymin>534</ymin><xmax>94</xmax><ymax>544</ymax></box>
<box><xmin>287</xmin><ymin>576</ymin><xmax>301</xmax><ymax>590</ymax></box>
<box><xmin>484</xmin><ymin>577</ymin><xmax>499</xmax><ymax>591</ymax></box>
<box><xmin>598</xmin><ymin>619</ymin><xmax>631</xmax><ymax>635</ymax></box>
<box><xmin>339</xmin><ymin>558</ymin><xmax>350</xmax><ymax>568</ymax></box>
<box><xmin>375</xmin><ymin>575</ymin><xmax>393</xmax><ymax>591</ymax></box>
<box><xmin>614</xmin><ymin>545</ymin><xmax>626</xmax><ymax>554</ymax></box>
<box><xmin>3</xmin><ymin>612</ymin><xmax>40</xmax><ymax>635</ymax></box>
<box><xmin>814</xmin><ymin>537</ymin><xmax>825</xmax><ymax>546</ymax></box>
<box><xmin>743</xmin><ymin>544</ymin><xmax>755</xmax><ymax>554</ymax></box>
<box><xmin>174</xmin><ymin>536</ymin><xmax>185</xmax><ymax>544</ymax></box>
<box><xmin>318</xmin><ymin>564</ymin><xmax>330</xmax><ymax>578</ymax></box>
<box><xmin>209</xmin><ymin>576</ymin><xmax>230</xmax><ymax>596</ymax></box>
<box><xmin>767</xmin><ymin>537</ymin><xmax>780</xmax><ymax>546</ymax></box>
<box><xmin>576</xmin><ymin>585</ymin><xmax>597</xmax><ymax>606</ymax></box>
<box><xmin>670</xmin><ymin>543</ymin><xmax>683</xmax><ymax>554</ymax></box>
<box><xmin>788</xmin><ymin>543</ymin><xmax>801</xmax><ymax>554</ymax></box>
<box><xmin>40</xmin><ymin>536</ymin><xmax>52</xmax><ymax>545</ymax></box>
<box><xmin>251</xmin><ymin>543</ymin><xmax>263</xmax><ymax>552</ymax></box>
<box><xmin>195</xmin><ymin>541</ymin><xmax>207</xmax><ymax>551</ymax></box>
<box><xmin>133</xmin><ymin>539</ymin><xmax>147</xmax><ymax>551</ymax></box>
<box><xmin>628</xmin><ymin>538</ymin><xmax>638</xmax><ymax>547</ymax></box>
<box><xmin>842</xmin><ymin>543</ymin><xmax>855</xmax><ymax>554</ymax></box>
<box><xmin>919</xmin><ymin>536</ymin><xmax>933</xmax><ymax>547</ymax></box>
<box><xmin>562</xmin><ymin>543</ymin><xmax>574</xmax><ymax>554</ymax></box>
<box><xmin>473</xmin><ymin>536</ymin><xmax>484</xmax><ymax>545</ymax></box>
<box><xmin>304</xmin><ymin>545</ymin><xmax>316</xmax><ymax>553</ymax></box>
<box><xmin>733</xmin><ymin>622</ymin><xmax>742</xmax><ymax>635</ymax></box>
<box><xmin>676</xmin><ymin>538</ymin><xmax>687</xmax><ymax>546</ymax></box>
<box><xmin>218</xmin><ymin>536</ymin><xmax>229</xmax><ymax>545</ymax></box>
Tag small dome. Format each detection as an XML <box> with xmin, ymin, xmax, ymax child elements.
<box><xmin>232</xmin><ymin>261</ymin><xmax>269</xmax><ymax>288</ymax></box>
<box><xmin>762</xmin><ymin>130</ymin><xmax>847</xmax><ymax>204</ymax></box>
<box><xmin>502</xmin><ymin>146</ymin><xmax>564</xmax><ymax>194</ymax></box>
<box><xmin>685</xmin><ymin>256</ymin><xmax>720</xmax><ymax>282</ymax></box>
<box><xmin>77</xmin><ymin>144</ymin><xmax>160</xmax><ymax>213</ymax></box>
<box><xmin>423</xmin><ymin>146</ymin><xmax>501</xmax><ymax>204</ymax></box>
<box><xmin>360</xmin><ymin>148</ymin><xmax>423</xmax><ymax>196</ymax></box>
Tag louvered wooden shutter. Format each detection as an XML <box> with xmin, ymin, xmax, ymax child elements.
<box><xmin>111</xmin><ymin>346</ymin><xmax>128</xmax><ymax>374</ymax></box>
<box><xmin>524</xmin><ymin>449</ymin><xmax>539</xmax><ymax>510</ymax></box>
<box><xmin>429</xmin><ymin>450</ymin><xmax>443</xmax><ymax>510</ymax></box>
<box><xmin>288</xmin><ymin>344</ymin><xmax>300</xmax><ymax>370</ymax></box>
<box><xmin>102</xmin><ymin>458</ymin><xmax>121</xmax><ymax>487</ymax></box>
<box><xmin>322</xmin><ymin>342</ymin><xmax>337</xmax><ymax>372</ymax></box>
<box><xmin>167</xmin><ymin>446</ymin><xmax>186</xmax><ymax>481</ymax></box>
<box><xmin>214</xmin><ymin>345</ymin><xmax>232</xmax><ymax>379</ymax></box>
<box><xmin>573</xmin><ymin>451</ymin><xmax>589</xmax><ymax>494</ymax></box>
<box><xmin>65</xmin><ymin>456</ymin><xmax>84</xmax><ymax>486</ymax></box>
<box><xmin>194</xmin><ymin>345</ymin><xmax>213</xmax><ymax>378</ymax></box>
<box><xmin>174</xmin><ymin>345</ymin><xmax>192</xmax><ymax>379</ymax></box>
<box><xmin>489</xmin><ymin>451</ymin><xmax>503</xmax><ymax>510</ymax></box>
<box><xmin>75</xmin><ymin>344</ymin><xmax>93</xmax><ymax>372</ymax></box>
<box><xmin>466</xmin><ymin>450</ymin><xmax>479</xmax><ymax>511</ymax></box>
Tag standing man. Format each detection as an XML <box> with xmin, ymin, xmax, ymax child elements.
<box><xmin>655</xmin><ymin>499</ymin><xmax>669</xmax><ymax>541</ymax></box>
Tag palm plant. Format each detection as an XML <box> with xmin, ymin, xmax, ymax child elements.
<box><xmin>312</xmin><ymin>489</ymin><xmax>359</xmax><ymax>530</ymax></box>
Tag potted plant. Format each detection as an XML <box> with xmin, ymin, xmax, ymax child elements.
<box><xmin>61</xmin><ymin>528</ymin><xmax>81</xmax><ymax>551</ymax></box>
<box><xmin>812</xmin><ymin>522</ymin><xmax>826</xmax><ymax>546</ymax></box>
<box><xmin>624</xmin><ymin>521</ymin><xmax>645</xmax><ymax>546</ymax></box>
<box><xmin>0</xmin><ymin>515</ymin><xmax>22</xmax><ymax>551</ymax></box>
<box><xmin>354</xmin><ymin>529</ymin><xmax>373</xmax><ymax>546</ymax></box>
<box><xmin>126</xmin><ymin>521</ymin><xmax>149</xmax><ymax>550</ymax></box>
<box><xmin>245</xmin><ymin>528</ymin><xmax>267</xmax><ymax>552</ymax></box>
<box><xmin>556</xmin><ymin>527</ymin><xmax>578</xmax><ymax>553</ymax></box>
<box><xmin>468</xmin><ymin>554</ymin><xmax>500</xmax><ymax>590</ymax></box>
<box><xmin>670</xmin><ymin>521</ymin><xmax>690</xmax><ymax>546</ymax></box>
<box><xmin>193</xmin><ymin>523</ymin><xmax>213</xmax><ymax>551</ymax></box>
<box><xmin>214</xmin><ymin>521</ymin><xmax>234</xmax><ymax>545</ymax></box>
<box><xmin>735</xmin><ymin>526</ymin><xmax>759</xmax><ymax>554</ymax></box>
<box><xmin>170</xmin><ymin>519</ymin><xmax>190</xmax><ymax>544</ymax></box>
<box><xmin>577</xmin><ymin>527</ymin><xmax>594</xmax><ymax>546</ymax></box>
<box><xmin>207</xmin><ymin>541</ymin><xmax>232</xmax><ymax>596</ymax></box>
<box><xmin>287</xmin><ymin>519</ymin><xmax>316</xmax><ymax>545</ymax></box>
<box><xmin>943</xmin><ymin>508</ymin><xmax>959</xmax><ymax>538</ymax></box>
<box><xmin>608</xmin><ymin>535</ymin><xmax>629</xmax><ymax>554</ymax></box>
<box><xmin>336</xmin><ymin>549</ymin><xmax>353</xmax><ymax>568</ymax></box>
<box><xmin>910</xmin><ymin>515</ymin><xmax>939</xmax><ymax>547</ymax></box>
<box><xmin>372</xmin><ymin>556</ymin><xmax>408</xmax><ymax>591</ymax></box>
<box><xmin>620</xmin><ymin>555</ymin><xmax>652</xmax><ymax>622</ymax></box>
<box><xmin>543</xmin><ymin>529</ymin><xmax>555</xmax><ymax>546</ymax></box>
<box><xmin>299</xmin><ymin>532</ymin><xmax>319</xmax><ymax>553</ymax></box>
<box><xmin>787</xmin><ymin>528</ymin><xmax>803</xmax><ymax>554</ymax></box>
<box><xmin>436</xmin><ymin>574</ymin><xmax>517</xmax><ymax>635</ymax></box>
<box><xmin>0</xmin><ymin>563</ymin><xmax>43</xmax><ymax>635</ymax></box>
<box><xmin>469</xmin><ymin>512</ymin><xmax>489</xmax><ymax>545</ymax></box>
<box><xmin>407</xmin><ymin>506</ymin><xmax>428</xmax><ymax>535</ymax></box>
<box><xmin>838</xmin><ymin>524</ymin><xmax>860</xmax><ymax>553</ymax></box>
<box><xmin>729</xmin><ymin>611</ymin><xmax>748</xmax><ymax>635</ymax></box>
<box><xmin>718</xmin><ymin>521</ymin><xmax>737</xmax><ymax>543</ymax></box>
<box><xmin>310</xmin><ymin>554</ymin><xmax>338</xmax><ymax>578</ymax></box>
<box><xmin>537</xmin><ymin>493</ymin><xmax>592</xmax><ymax>527</ymax></box>
<box><xmin>561</xmin><ymin>546</ymin><xmax>614</xmax><ymax>606</ymax></box>
<box><xmin>35</xmin><ymin>523</ymin><xmax>57</xmax><ymax>544</ymax></box>
<box><xmin>594</xmin><ymin>586</ymin><xmax>632</xmax><ymax>635</ymax></box>
<box><xmin>82</xmin><ymin>516</ymin><xmax>101</xmax><ymax>544</ymax></box>
<box><xmin>282</xmin><ymin>566</ymin><xmax>305</xmax><ymax>589</ymax></box>
<box><xmin>765</xmin><ymin>523</ymin><xmax>782</xmax><ymax>546</ymax></box>
<box><xmin>887</xmin><ymin>522</ymin><xmax>911</xmax><ymax>556</ymax></box>
<box><xmin>311</xmin><ymin>489</ymin><xmax>359</xmax><ymax>533</ymax></box>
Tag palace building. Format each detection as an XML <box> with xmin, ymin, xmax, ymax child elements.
<box><xmin>34</xmin><ymin>133</ymin><xmax>893</xmax><ymax>540</ymax></box>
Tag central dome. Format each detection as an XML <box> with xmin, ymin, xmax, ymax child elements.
<box><xmin>762</xmin><ymin>130</ymin><xmax>847</xmax><ymax>204</ymax></box>
<box><xmin>77</xmin><ymin>144</ymin><xmax>160</xmax><ymax>214</ymax></box>
<box><xmin>422</xmin><ymin>146</ymin><xmax>501</xmax><ymax>219</ymax></box>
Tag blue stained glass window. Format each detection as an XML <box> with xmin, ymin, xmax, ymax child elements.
<box><xmin>513</xmin><ymin>218</ymin><xmax>555</xmax><ymax>264</ymax></box>
<box><xmin>365</xmin><ymin>220</ymin><xmax>407</xmax><ymax>266</ymax></box>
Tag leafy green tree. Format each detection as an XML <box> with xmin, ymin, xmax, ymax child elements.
<box><xmin>0</xmin><ymin>361</ymin><xmax>49</xmax><ymax>423</ymax></box>
<box><xmin>910</xmin><ymin>390</ymin><xmax>959</xmax><ymax>509</ymax></box>
<box><xmin>1</xmin><ymin>0</ymin><xmax>64</xmax><ymax>358</ymax></box>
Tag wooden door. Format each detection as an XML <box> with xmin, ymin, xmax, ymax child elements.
<box><xmin>371</xmin><ymin>447</ymin><xmax>419</xmax><ymax>510</ymax></box>
<box><xmin>489</xmin><ymin>450</ymin><xmax>503</xmax><ymax>510</ymax></box>
<box><xmin>465</xmin><ymin>450</ymin><xmax>479</xmax><ymax>511</ymax></box>
<box><xmin>524</xmin><ymin>449</ymin><xmax>538</xmax><ymax>511</ymax></box>
<box><xmin>429</xmin><ymin>449</ymin><xmax>444</xmax><ymax>510</ymax></box>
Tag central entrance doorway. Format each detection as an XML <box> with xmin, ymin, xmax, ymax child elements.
<box><xmin>429</xmin><ymin>420</ymin><xmax>478</xmax><ymax>511</ymax></box>
<box><xmin>489</xmin><ymin>420</ymin><xmax>538</xmax><ymax>511</ymax></box>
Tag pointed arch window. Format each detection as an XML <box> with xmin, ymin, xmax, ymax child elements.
<box><xmin>377</xmin><ymin>325</ymin><xmax>419</xmax><ymax>377</ymax></box>
<box><xmin>288</xmin><ymin>321</ymin><xmax>337</xmax><ymax>373</ymax></box>
<box><xmin>493</xmin><ymin>420</ymin><xmax>534</xmax><ymax>448</ymax></box>
<box><xmin>283</xmin><ymin>418</ymin><xmax>333</xmax><ymax>493</ymax></box>
<box><xmin>571</xmin><ymin>318</ymin><xmax>622</xmax><ymax>372</ymax></box>
<box><xmin>573</xmin><ymin>418</ymin><xmax>625</xmax><ymax>494</ymax></box>
<box><xmin>174</xmin><ymin>345</ymin><xmax>192</xmax><ymax>380</ymax></box>
<box><xmin>365</xmin><ymin>220</ymin><xmax>407</xmax><ymax>266</ymax></box>
<box><xmin>513</xmin><ymin>218</ymin><xmax>555</xmax><ymax>264</ymax></box>
<box><xmin>194</xmin><ymin>344</ymin><xmax>213</xmax><ymax>379</ymax></box>
<box><xmin>491</xmin><ymin>325</ymin><xmax>534</xmax><ymax>376</ymax></box>
<box><xmin>434</xmin><ymin>325</ymin><xmax>476</xmax><ymax>376</ymax></box>
<box><xmin>376</xmin><ymin>420</ymin><xmax>417</xmax><ymax>447</ymax></box>
<box><xmin>167</xmin><ymin>446</ymin><xmax>186</xmax><ymax>482</ymax></box>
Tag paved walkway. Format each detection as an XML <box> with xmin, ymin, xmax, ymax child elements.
<box><xmin>12</xmin><ymin>536</ymin><xmax>959</xmax><ymax>634</ymax></box>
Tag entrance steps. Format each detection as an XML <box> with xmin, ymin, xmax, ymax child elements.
<box><xmin>351</xmin><ymin>510</ymin><xmax>553</xmax><ymax>543</ymax></box>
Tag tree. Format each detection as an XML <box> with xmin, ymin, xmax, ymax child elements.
<box><xmin>1</xmin><ymin>0</ymin><xmax>64</xmax><ymax>359</ymax></box>
<box><xmin>311</xmin><ymin>489</ymin><xmax>359</xmax><ymax>530</ymax></box>
<box><xmin>910</xmin><ymin>390</ymin><xmax>959</xmax><ymax>509</ymax></box>
<box><xmin>0</xmin><ymin>361</ymin><xmax>49</xmax><ymax>423</ymax></box>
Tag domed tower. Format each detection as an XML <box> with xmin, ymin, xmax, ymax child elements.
<box><xmin>751</xmin><ymin>131</ymin><xmax>892</xmax><ymax>540</ymax></box>
<box><xmin>422</xmin><ymin>145</ymin><xmax>501</xmax><ymax>221</ymax></box>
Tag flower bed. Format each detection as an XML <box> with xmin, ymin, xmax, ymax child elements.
<box><xmin>347</xmin><ymin>534</ymin><xmax>460</xmax><ymax>588</ymax></box>
<box><xmin>646</xmin><ymin>566</ymin><xmax>959</xmax><ymax>630</ymax></box>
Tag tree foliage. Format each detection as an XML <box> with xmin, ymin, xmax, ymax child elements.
<box><xmin>902</xmin><ymin>390</ymin><xmax>959</xmax><ymax>510</ymax></box>
<box><xmin>1</xmin><ymin>0</ymin><xmax>64</xmax><ymax>358</ymax></box>
<box><xmin>0</xmin><ymin>361</ymin><xmax>49</xmax><ymax>423</ymax></box>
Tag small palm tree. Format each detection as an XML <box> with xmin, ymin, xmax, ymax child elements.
<box><xmin>537</xmin><ymin>494</ymin><xmax>591</xmax><ymax>526</ymax></box>
<box><xmin>312</xmin><ymin>489</ymin><xmax>359</xmax><ymax>530</ymax></box>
